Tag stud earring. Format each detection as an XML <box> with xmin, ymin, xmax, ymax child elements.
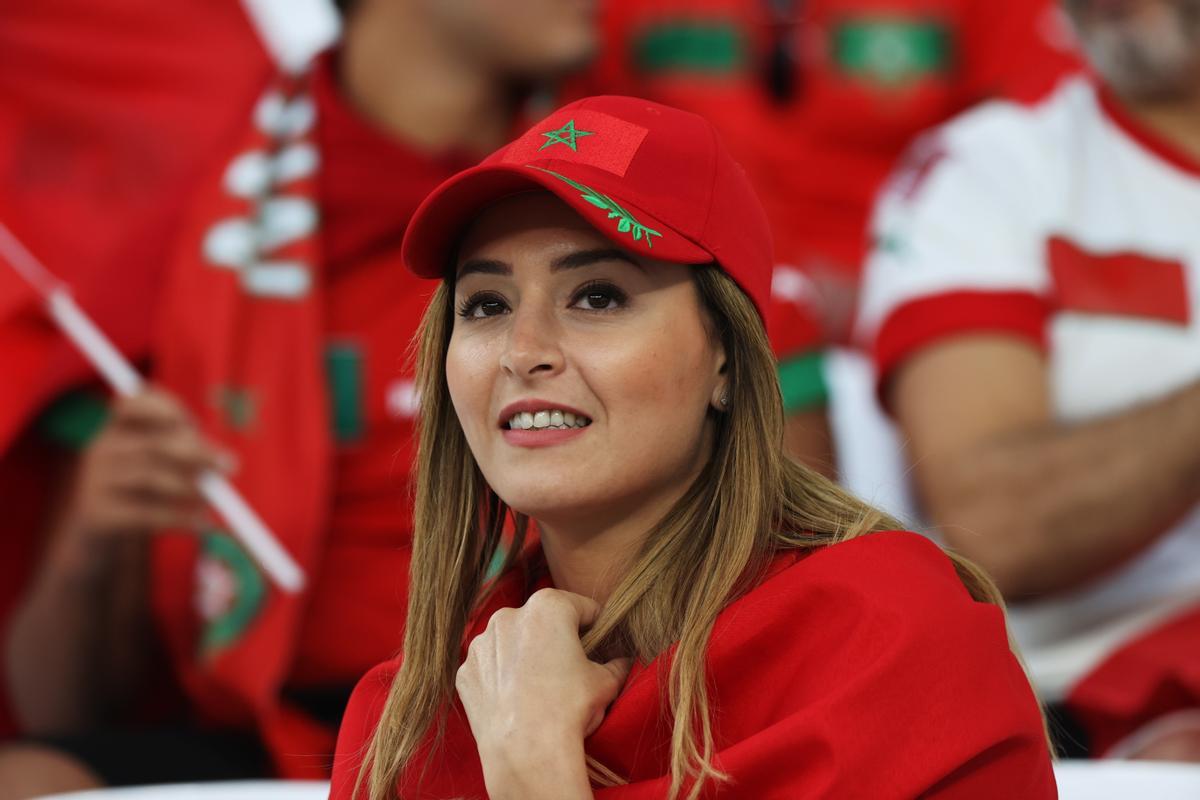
<box><xmin>719</xmin><ymin>390</ymin><xmax>729</xmax><ymax>409</ymax></box>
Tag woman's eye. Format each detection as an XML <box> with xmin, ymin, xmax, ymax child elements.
<box><xmin>571</xmin><ymin>283</ymin><xmax>626</xmax><ymax>311</ymax></box>
<box><xmin>457</xmin><ymin>293</ymin><xmax>509</xmax><ymax>319</ymax></box>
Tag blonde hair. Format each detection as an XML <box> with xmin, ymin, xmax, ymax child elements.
<box><xmin>358</xmin><ymin>264</ymin><xmax>1018</xmax><ymax>800</ymax></box>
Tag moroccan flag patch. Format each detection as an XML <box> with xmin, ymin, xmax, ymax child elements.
<box><xmin>501</xmin><ymin>109</ymin><xmax>648</xmax><ymax>178</ymax></box>
<box><xmin>832</xmin><ymin>17</ymin><xmax>951</xmax><ymax>87</ymax></box>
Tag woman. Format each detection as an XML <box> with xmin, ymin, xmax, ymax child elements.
<box><xmin>330</xmin><ymin>96</ymin><xmax>1055</xmax><ymax>800</ymax></box>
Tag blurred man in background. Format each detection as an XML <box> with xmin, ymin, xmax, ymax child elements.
<box><xmin>0</xmin><ymin>0</ymin><xmax>596</xmax><ymax>795</ymax></box>
<box><xmin>581</xmin><ymin>0</ymin><xmax>1080</xmax><ymax>481</ymax></box>
<box><xmin>861</xmin><ymin>0</ymin><xmax>1200</xmax><ymax>761</ymax></box>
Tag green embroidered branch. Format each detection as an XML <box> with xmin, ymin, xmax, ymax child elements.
<box><xmin>528</xmin><ymin>166</ymin><xmax>663</xmax><ymax>248</ymax></box>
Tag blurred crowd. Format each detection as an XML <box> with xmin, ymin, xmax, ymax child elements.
<box><xmin>0</xmin><ymin>0</ymin><xmax>1198</xmax><ymax>795</ymax></box>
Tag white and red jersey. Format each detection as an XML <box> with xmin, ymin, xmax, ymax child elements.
<box><xmin>859</xmin><ymin>76</ymin><xmax>1200</xmax><ymax>708</ymax></box>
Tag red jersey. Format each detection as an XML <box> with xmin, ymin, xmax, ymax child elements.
<box><xmin>331</xmin><ymin>532</ymin><xmax>1055</xmax><ymax>799</ymax></box>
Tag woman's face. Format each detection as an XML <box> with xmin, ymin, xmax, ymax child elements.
<box><xmin>446</xmin><ymin>192</ymin><xmax>726</xmax><ymax>528</ymax></box>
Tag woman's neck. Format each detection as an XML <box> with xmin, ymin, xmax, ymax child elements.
<box><xmin>536</xmin><ymin>481</ymin><xmax>699</xmax><ymax>605</ymax></box>
<box><xmin>338</xmin><ymin>1</ymin><xmax>513</xmax><ymax>155</ymax></box>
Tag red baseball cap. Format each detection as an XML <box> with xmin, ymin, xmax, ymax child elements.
<box><xmin>401</xmin><ymin>95</ymin><xmax>774</xmax><ymax>327</ymax></box>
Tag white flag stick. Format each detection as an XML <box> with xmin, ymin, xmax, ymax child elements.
<box><xmin>0</xmin><ymin>221</ymin><xmax>305</xmax><ymax>593</ymax></box>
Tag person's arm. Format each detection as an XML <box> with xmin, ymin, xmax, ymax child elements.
<box><xmin>784</xmin><ymin>408</ymin><xmax>835</xmax><ymax>479</ymax></box>
<box><xmin>5</xmin><ymin>508</ymin><xmax>149</xmax><ymax>733</ymax></box>
<box><xmin>779</xmin><ymin>350</ymin><xmax>836</xmax><ymax>478</ymax></box>
<box><xmin>5</xmin><ymin>390</ymin><xmax>227</xmax><ymax>733</ymax></box>
<box><xmin>892</xmin><ymin>335</ymin><xmax>1200</xmax><ymax>598</ymax></box>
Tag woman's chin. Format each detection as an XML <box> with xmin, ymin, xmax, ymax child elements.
<box><xmin>492</xmin><ymin>485</ymin><xmax>608</xmax><ymax>525</ymax></box>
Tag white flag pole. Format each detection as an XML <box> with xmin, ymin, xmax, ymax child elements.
<box><xmin>0</xmin><ymin>222</ymin><xmax>305</xmax><ymax>593</ymax></box>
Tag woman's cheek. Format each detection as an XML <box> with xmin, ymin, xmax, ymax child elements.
<box><xmin>446</xmin><ymin>338</ymin><xmax>496</xmax><ymax>435</ymax></box>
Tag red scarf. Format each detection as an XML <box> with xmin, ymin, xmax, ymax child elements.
<box><xmin>331</xmin><ymin>532</ymin><xmax>1056</xmax><ymax>799</ymax></box>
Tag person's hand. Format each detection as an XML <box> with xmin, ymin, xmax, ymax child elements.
<box><xmin>455</xmin><ymin>588</ymin><xmax>632</xmax><ymax>799</ymax></box>
<box><xmin>60</xmin><ymin>389</ymin><xmax>232</xmax><ymax>553</ymax></box>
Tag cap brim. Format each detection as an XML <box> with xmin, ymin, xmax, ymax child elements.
<box><xmin>402</xmin><ymin>162</ymin><xmax>713</xmax><ymax>279</ymax></box>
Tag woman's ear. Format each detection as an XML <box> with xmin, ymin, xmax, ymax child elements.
<box><xmin>710</xmin><ymin>346</ymin><xmax>729</xmax><ymax>412</ymax></box>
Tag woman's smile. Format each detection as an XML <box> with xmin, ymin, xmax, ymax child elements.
<box><xmin>499</xmin><ymin>398</ymin><xmax>593</xmax><ymax>448</ymax></box>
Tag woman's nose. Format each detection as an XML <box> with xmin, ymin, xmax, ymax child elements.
<box><xmin>499</xmin><ymin>304</ymin><xmax>564</xmax><ymax>378</ymax></box>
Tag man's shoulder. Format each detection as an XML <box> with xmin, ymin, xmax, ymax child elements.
<box><xmin>947</xmin><ymin>76</ymin><xmax>1094</xmax><ymax>159</ymax></box>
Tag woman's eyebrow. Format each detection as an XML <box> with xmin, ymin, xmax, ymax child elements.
<box><xmin>455</xmin><ymin>258</ymin><xmax>510</xmax><ymax>279</ymax></box>
<box><xmin>552</xmin><ymin>248</ymin><xmax>645</xmax><ymax>273</ymax></box>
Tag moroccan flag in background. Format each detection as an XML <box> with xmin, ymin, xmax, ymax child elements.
<box><xmin>150</xmin><ymin>69</ymin><xmax>334</xmax><ymax>775</ymax></box>
<box><xmin>0</xmin><ymin>0</ymin><xmax>269</xmax><ymax>453</ymax></box>
<box><xmin>0</xmin><ymin>0</ymin><xmax>270</xmax><ymax>737</ymax></box>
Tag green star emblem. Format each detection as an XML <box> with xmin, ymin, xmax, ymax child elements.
<box><xmin>539</xmin><ymin>119</ymin><xmax>595</xmax><ymax>152</ymax></box>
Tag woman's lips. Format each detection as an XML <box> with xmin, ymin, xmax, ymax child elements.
<box><xmin>501</xmin><ymin>425</ymin><xmax>589</xmax><ymax>448</ymax></box>
<box><xmin>497</xmin><ymin>400</ymin><xmax>591</xmax><ymax>429</ymax></box>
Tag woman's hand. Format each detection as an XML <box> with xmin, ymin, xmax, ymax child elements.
<box><xmin>455</xmin><ymin>588</ymin><xmax>632</xmax><ymax>800</ymax></box>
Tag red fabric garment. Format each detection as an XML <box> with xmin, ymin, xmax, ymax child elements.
<box><xmin>331</xmin><ymin>532</ymin><xmax>1055</xmax><ymax>799</ymax></box>
<box><xmin>1067</xmin><ymin>604</ymin><xmax>1200</xmax><ymax>756</ymax></box>
<box><xmin>288</xmin><ymin>57</ymin><xmax>474</xmax><ymax>690</ymax></box>
<box><xmin>0</xmin><ymin>1</ymin><xmax>462</xmax><ymax>759</ymax></box>
<box><xmin>0</xmin><ymin>0</ymin><xmax>267</xmax><ymax>737</ymax></box>
<box><xmin>150</xmin><ymin>62</ymin><xmax>334</xmax><ymax>741</ymax></box>
<box><xmin>149</xmin><ymin>55</ymin><xmax>472</xmax><ymax>777</ymax></box>
<box><xmin>0</xmin><ymin>0</ymin><xmax>268</xmax><ymax>452</ymax></box>
<box><xmin>580</xmin><ymin>0</ymin><xmax>1082</xmax><ymax>346</ymax></box>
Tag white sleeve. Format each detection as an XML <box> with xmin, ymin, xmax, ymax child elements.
<box><xmin>856</xmin><ymin>102</ymin><xmax>1059</xmax><ymax>379</ymax></box>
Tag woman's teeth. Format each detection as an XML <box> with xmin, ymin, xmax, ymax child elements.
<box><xmin>507</xmin><ymin>410</ymin><xmax>591</xmax><ymax>430</ymax></box>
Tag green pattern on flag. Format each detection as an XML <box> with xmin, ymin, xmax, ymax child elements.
<box><xmin>779</xmin><ymin>350</ymin><xmax>829</xmax><ymax>413</ymax></box>
<box><xmin>633</xmin><ymin>20</ymin><xmax>748</xmax><ymax>76</ymax></box>
<box><xmin>199</xmin><ymin>531</ymin><xmax>267</xmax><ymax>655</ymax></box>
<box><xmin>325</xmin><ymin>341</ymin><xmax>364</xmax><ymax>444</ymax></box>
<box><xmin>37</xmin><ymin>389</ymin><xmax>109</xmax><ymax>450</ymax></box>
<box><xmin>833</xmin><ymin>18</ymin><xmax>951</xmax><ymax>86</ymax></box>
<box><xmin>212</xmin><ymin>385</ymin><xmax>257</xmax><ymax>432</ymax></box>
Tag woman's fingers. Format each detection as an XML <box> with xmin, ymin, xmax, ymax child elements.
<box><xmin>583</xmin><ymin>657</ymin><xmax>633</xmax><ymax>737</ymax></box>
<box><xmin>525</xmin><ymin>587</ymin><xmax>602</xmax><ymax>631</ymax></box>
<box><xmin>600</xmin><ymin>656</ymin><xmax>633</xmax><ymax>688</ymax></box>
<box><xmin>456</xmin><ymin>588</ymin><xmax>632</xmax><ymax>750</ymax></box>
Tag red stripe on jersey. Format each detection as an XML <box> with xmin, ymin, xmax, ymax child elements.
<box><xmin>1048</xmin><ymin>237</ymin><xmax>1190</xmax><ymax>325</ymax></box>
<box><xmin>874</xmin><ymin>290</ymin><xmax>1049</xmax><ymax>413</ymax></box>
<box><xmin>501</xmin><ymin>108</ymin><xmax>648</xmax><ymax>177</ymax></box>
<box><xmin>1068</xmin><ymin>603</ymin><xmax>1200</xmax><ymax>757</ymax></box>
